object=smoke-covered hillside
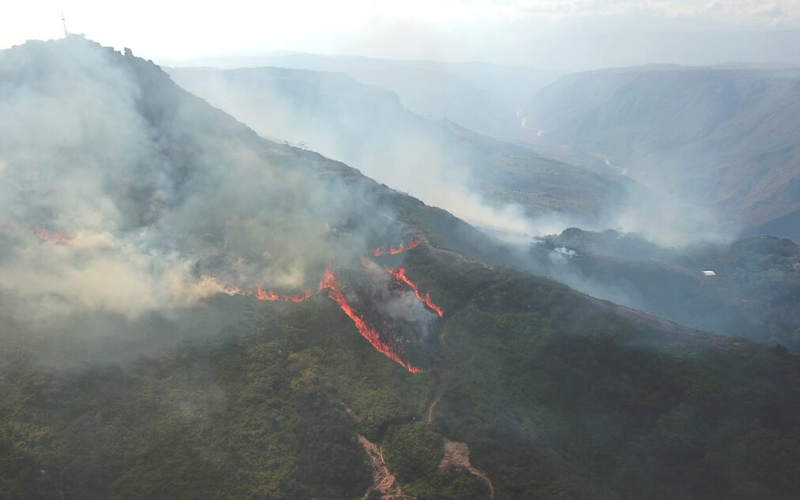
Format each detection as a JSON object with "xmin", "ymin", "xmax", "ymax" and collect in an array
[
  {"xmin": 160, "ymin": 64, "xmax": 800, "ymax": 353},
  {"xmin": 3, "ymin": 37, "xmax": 800, "ymax": 500},
  {"xmin": 164, "ymin": 54, "xmax": 562, "ymax": 140},
  {"xmin": 0, "ymin": 36, "xmax": 448, "ymax": 365},
  {"xmin": 521, "ymin": 65, "xmax": 800, "ymax": 241},
  {"xmin": 167, "ymin": 65, "xmax": 632, "ymax": 235},
  {"xmin": 530, "ymin": 229, "xmax": 800, "ymax": 350}
]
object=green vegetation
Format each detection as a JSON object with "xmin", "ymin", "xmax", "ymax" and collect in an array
[
  {"xmin": 383, "ymin": 424, "xmax": 486, "ymax": 500},
  {"xmin": 690, "ymin": 236, "xmax": 800, "ymax": 348},
  {"xmin": 0, "ymin": 298, "xmax": 433, "ymax": 500},
  {"xmin": 3, "ymin": 247, "xmax": 800, "ymax": 499},
  {"xmin": 547, "ymin": 229, "xmax": 800, "ymax": 351},
  {"xmin": 1, "ymin": 143, "xmax": 797, "ymax": 500},
  {"xmin": 430, "ymin": 267, "xmax": 800, "ymax": 499}
]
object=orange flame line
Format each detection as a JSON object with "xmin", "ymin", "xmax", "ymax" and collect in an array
[
  {"xmin": 35, "ymin": 228, "xmax": 73, "ymax": 245},
  {"xmin": 326, "ymin": 289, "xmax": 422, "ymax": 373},
  {"xmin": 319, "ymin": 267, "xmax": 423, "ymax": 373},
  {"xmin": 212, "ymin": 266, "xmax": 424, "ymax": 373},
  {"xmin": 209, "ymin": 277, "xmax": 312, "ymax": 302},
  {"xmin": 374, "ymin": 237, "xmax": 419, "ymax": 257},
  {"xmin": 318, "ymin": 266, "xmax": 340, "ymax": 292},
  {"xmin": 255, "ymin": 285, "xmax": 312, "ymax": 302},
  {"xmin": 387, "ymin": 267, "xmax": 444, "ymax": 317}
]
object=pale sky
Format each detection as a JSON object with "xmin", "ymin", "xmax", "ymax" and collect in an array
[{"xmin": 2, "ymin": 0, "xmax": 800, "ymax": 63}]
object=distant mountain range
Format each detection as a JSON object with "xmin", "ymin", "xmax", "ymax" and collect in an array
[{"xmin": 522, "ymin": 64, "xmax": 800, "ymax": 241}]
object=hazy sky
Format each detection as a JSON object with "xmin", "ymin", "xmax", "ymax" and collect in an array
[{"xmin": 2, "ymin": 1, "xmax": 800, "ymax": 63}]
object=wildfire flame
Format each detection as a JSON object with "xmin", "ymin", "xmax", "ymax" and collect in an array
[
  {"xmin": 207, "ymin": 277, "xmax": 312, "ymax": 302},
  {"xmin": 386, "ymin": 267, "xmax": 444, "ymax": 317},
  {"xmin": 318, "ymin": 267, "xmax": 423, "ymax": 373},
  {"xmin": 0, "ymin": 220, "xmax": 75, "ymax": 245},
  {"xmin": 374, "ymin": 237, "xmax": 419, "ymax": 257},
  {"xmin": 207, "ymin": 267, "xmax": 423, "ymax": 372},
  {"xmin": 216, "ymin": 279, "xmax": 249, "ymax": 296},
  {"xmin": 255, "ymin": 285, "xmax": 312, "ymax": 303},
  {"xmin": 317, "ymin": 266, "xmax": 340, "ymax": 293},
  {"xmin": 30, "ymin": 221, "xmax": 427, "ymax": 372},
  {"xmin": 35, "ymin": 228, "xmax": 73, "ymax": 245}
]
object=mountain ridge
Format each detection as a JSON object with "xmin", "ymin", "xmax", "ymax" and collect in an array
[{"xmin": 167, "ymin": 64, "xmax": 633, "ymax": 229}]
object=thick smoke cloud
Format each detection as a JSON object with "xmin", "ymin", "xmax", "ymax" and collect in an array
[
  {"xmin": 360, "ymin": 258, "xmax": 436, "ymax": 339},
  {"xmin": 0, "ymin": 38, "xmax": 394, "ymax": 346},
  {"xmin": 167, "ymin": 66, "xmax": 737, "ymax": 250}
]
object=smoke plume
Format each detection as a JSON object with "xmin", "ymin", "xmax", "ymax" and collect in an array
[{"xmin": 0, "ymin": 37, "xmax": 412, "ymax": 360}]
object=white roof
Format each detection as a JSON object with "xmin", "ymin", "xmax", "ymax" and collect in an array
[{"xmin": 702, "ymin": 270, "xmax": 716, "ymax": 276}]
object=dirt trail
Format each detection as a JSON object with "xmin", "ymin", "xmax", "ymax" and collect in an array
[
  {"xmin": 338, "ymin": 246, "xmax": 500, "ymax": 500},
  {"xmin": 424, "ymin": 276, "xmax": 504, "ymax": 426},
  {"xmin": 420, "ymin": 235, "xmax": 494, "ymax": 426},
  {"xmin": 421, "ymin": 277, "xmax": 500, "ymax": 499},
  {"xmin": 334, "ymin": 401, "xmax": 407, "ymax": 500},
  {"xmin": 425, "ymin": 323, "xmax": 451, "ymax": 425},
  {"xmin": 425, "ymin": 380, "xmax": 445, "ymax": 425},
  {"xmin": 358, "ymin": 435, "xmax": 407, "ymax": 500},
  {"xmin": 439, "ymin": 440, "xmax": 495, "ymax": 500}
]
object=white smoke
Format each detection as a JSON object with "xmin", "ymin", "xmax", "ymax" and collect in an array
[{"xmin": 0, "ymin": 38, "xmax": 394, "ymax": 330}]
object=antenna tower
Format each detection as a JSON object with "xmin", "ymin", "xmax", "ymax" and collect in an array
[{"xmin": 61, "ymin": 13, "xmax": 68, "ymax": 37}]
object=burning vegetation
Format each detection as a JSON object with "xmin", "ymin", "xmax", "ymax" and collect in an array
[
  {"xmin": 206, "ymin": 236, "xmax": 442, "ymax": 373},
  {"xmin": 320, "ymin": 267, "xmax": 425, "ymax": 373},
  {"xmin": 374, "ymin": 237, "xmax": 420, "ymax": 257},
  {"xmin": 16, "ymin": 213, "xmax": 439, "ymax": 373},
  {"xmin": 255, "ymin": 286, "xmax": 313, "ymax": 303},
  {"xmin": 35, "ymin": 228, "xmax": 74, "ymax": 245},
  {"xmin": 386, "ymin": 267, "xmax": 444, "ymax": 318}
]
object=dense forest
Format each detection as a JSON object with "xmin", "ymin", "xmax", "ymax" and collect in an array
[
  {"xmin": 4, "ymin": 243, "xmax": 800, "ymax": 499},
  {"xmin": 542, "ymin": 229, "xmax": 800, "ymax": 350}
]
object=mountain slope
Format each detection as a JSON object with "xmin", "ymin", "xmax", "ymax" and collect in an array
[
  {"xmin": 4, "ymin": 244, "xmax": 800, "ymax": 499},
  {"xmin": 535, "ymin": 229, "xmax": 800, "ymax": 350},
  {"xmin": 167, "ymin": 65, "xmax": 631, "ymax": 229},
  {"xmin": 163, "ymin": 54, "xmax": 562, "ymax": 140},
  {"xmin": 521, "ymin": 65, "xmax": 800, "ymax": 240},
  {"xmin": 2, "ymin": 37, "xmax": 800, "ymax": 500}
]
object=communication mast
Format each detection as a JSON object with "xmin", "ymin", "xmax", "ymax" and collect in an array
[{"xmin": 61, "ymin": 13, "xmax": 68, "ymax": 37}]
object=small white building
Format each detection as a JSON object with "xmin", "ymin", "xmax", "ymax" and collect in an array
[{"xmin": 702, "ymin": 270, "xmax": 717, "ymax": 277}]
